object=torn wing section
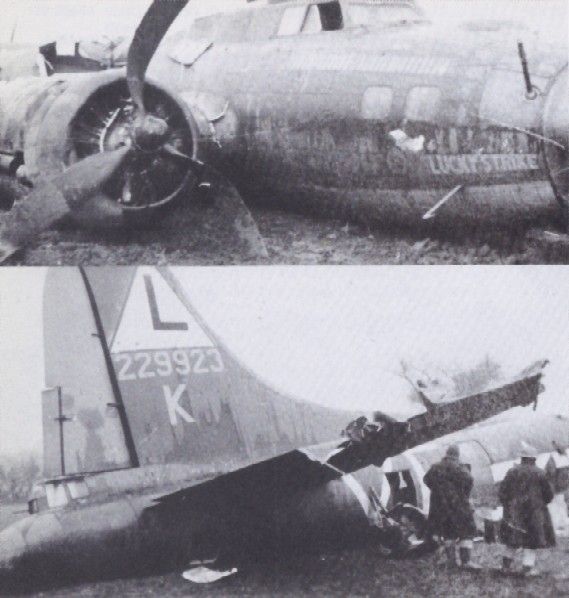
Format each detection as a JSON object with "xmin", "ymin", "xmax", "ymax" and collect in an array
[
  {"xmin": 148, "ymin": 360, "xmax": 547, "ymax": 564},
  {"xmin": 327, "ymin": 360, "xmax": 548, "ymax": 472}
]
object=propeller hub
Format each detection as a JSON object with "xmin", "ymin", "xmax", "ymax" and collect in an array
[{"xmin": 131, "ymin": 114, "xmax": 170, "ymax": 152}]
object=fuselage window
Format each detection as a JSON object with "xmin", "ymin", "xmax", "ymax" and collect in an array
[
  {"xmin": 405, "ymin": 86, "xmax": 441, "ymax": 122},
  {"xmin": 361, "ymin": 86, "xmax": 393, "ymax": 120}
]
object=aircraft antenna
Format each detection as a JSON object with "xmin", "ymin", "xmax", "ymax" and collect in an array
[
  {"xmin": 517, "ymin": 41, "xmax": 539, "ymax": 100},
  {"xmin": 78, "ymin": 267, "xmax": 140, "ymax": 468}
]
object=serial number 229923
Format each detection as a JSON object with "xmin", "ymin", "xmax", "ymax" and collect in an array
[{"xmin": 114, "ymin": 348, "xmax": 225, "ymax": 381}]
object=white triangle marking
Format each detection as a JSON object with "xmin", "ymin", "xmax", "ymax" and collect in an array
[{"xmin": 111, "ymin": 268, "xmax": 213, "ymax": 353}]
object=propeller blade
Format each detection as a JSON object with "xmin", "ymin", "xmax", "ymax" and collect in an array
[
  {"xmin": 0, "ymin": 182, "xmax": 68, "ymax": 263},
  {"xmin": 200, "ymin": 165, "xmax": 269, "ymax": 260},
  {"xmin": 127, "ymin": 0, "xmax": 188, "ymax": 114},
  {"xmin": 56, "ymin": 146, "xmax": 131, "ymax": 209},
  {"xmin": 0, "ymin": 147, "xmax": 130, "ymax": 263}
]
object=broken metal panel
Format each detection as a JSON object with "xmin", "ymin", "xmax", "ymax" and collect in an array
[
  {"xmin": 406, "ymin": 361, "xmax": 546, "ymax": 447},
  {"xmin": 328, "ymin": 362, "xmax": 547, "ymax": 474}
]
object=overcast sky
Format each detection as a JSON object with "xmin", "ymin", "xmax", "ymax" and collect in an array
[
  {"xmin": 1, "ymin": 266, "xmax": 569, "ymax": 457},
  {"xmin": 1, "ymin": 0, "xmax": 566, "ymax": 45}
]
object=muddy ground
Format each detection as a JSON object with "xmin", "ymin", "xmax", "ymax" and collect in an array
[
  {"xmin": 4, "ymin": 503, "xmax": 569, "ymax": 597},
  {"xmin": 4, "ymin": 539, "xmax": 569, "ymax": 597},
  {"xmin": 6, "ymin": 199, "xmax": 569, "ymax": 266}
]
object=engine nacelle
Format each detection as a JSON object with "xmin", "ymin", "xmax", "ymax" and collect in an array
[{"xmin": 0, "ymin": 70, "xmax": 215, "ymax": 227}]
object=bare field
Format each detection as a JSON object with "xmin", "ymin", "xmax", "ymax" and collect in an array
[
  {"xmin": 10, "ymin": 203, "xmax": 569, "ymax": 266},
  {"xmin": 4, "ymin": 539, "xmax": 569, "ymax": 598}
]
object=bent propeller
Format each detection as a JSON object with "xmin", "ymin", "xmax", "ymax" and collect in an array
[{"xmin": 0, "ymin": 0, "xmax": 268, "ymax": 263}]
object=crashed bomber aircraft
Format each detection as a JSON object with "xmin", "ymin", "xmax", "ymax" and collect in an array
[
  {"xmin": 0, "ymin": 0, "xmax": 568, "ymax": 260},
  {"xmin": 0, "ymin": 265, "xmax": 564, "ymax": 588}
]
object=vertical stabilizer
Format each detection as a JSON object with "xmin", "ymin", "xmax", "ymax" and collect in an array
[{"xmin": 81, "ymin": 266, "xmax": 353, "ymax": 470}]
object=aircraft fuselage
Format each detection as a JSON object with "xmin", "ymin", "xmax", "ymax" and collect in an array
[
  {"xmin": 2, "ymin": 414, "xmax": 569, "ymax": 590},
  {"xmin": 143, "ymin": 15, "xmax": 568, "ymax": 226}
]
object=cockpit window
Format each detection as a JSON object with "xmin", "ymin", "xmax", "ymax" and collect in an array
[
  {"xmin": 67, "ymin": 479, "xmax": 89, "ymax": 500},
  {"xmin": 45, "ymin": 483, "xmax": 69, "ymax": 508},
  {"xmin": 347, "ymin": 3, "xmax": 424, "ymax": 27},
  {"xmin": 278, "ymin": 6, "xmax": 308, "ymax": 36},
  {"xmin": 318, "ymin": 2, "xmax": 344, "ymax": 30},
  {"xmin": 277, "ymin": 2, "xmax": 344, "ymax": 36},
  {"xmin": 303, "ymin": 5, "xmax": 324, "ymax": 34}
]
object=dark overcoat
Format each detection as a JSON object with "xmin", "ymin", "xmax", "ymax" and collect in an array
[
  {"xmin": 499, "ymin": 462, "xmax": 556, "ymax": 549},
  {"xmin": 423, "ymin": 456, "xmax": 477, "ymax": 540}
]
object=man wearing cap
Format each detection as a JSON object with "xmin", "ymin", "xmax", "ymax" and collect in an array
[
  {"xmin": 423, "ymin": 444, "xmax": 479, "ymax": 569},
  {"xmin": 499, "ymin": 443, "xmax": 555, "ymax": 576}
]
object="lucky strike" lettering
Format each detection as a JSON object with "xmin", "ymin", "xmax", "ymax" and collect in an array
[{"xmin": 424, "ymin": 153, "xmax": 539, "ymax": 176}]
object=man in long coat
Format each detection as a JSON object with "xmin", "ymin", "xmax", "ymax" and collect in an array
[
  {"xmin": 499, "ymin": 445, "xmax": 556, "ymax": 576},
  {"xmin": 423, "ymin": 444, "xmax": 479, "ymax": 568}
]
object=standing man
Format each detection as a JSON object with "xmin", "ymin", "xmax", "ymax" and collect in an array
[
  {"xmin": 499, "ymin": 444, "xmax": 556, "ymax": 576},
  {"xmin": 423, "ymin": 444, "xmax": 479, "ymax": 569}
]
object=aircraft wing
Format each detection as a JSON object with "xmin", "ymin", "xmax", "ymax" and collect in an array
[
  {"xmin": 152, "ymin": 444, "xmax": 343, "ymax": 514},
  {"xmin": 150, "ymin": 359, "xmax": 547, "ymax": 522},
  {"xmin": 328, "ymin": 359, "xmax": 547, "ymax": 471}
]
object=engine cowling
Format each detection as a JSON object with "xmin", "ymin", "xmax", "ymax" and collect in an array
[{"xmin": 0, "ymin": 70, "xmax": 213, "ymax": 227}]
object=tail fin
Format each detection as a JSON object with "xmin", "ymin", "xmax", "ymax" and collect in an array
[{"xmin": 43, "ymin": 267, "xmax": 353, "ymax": 476}]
